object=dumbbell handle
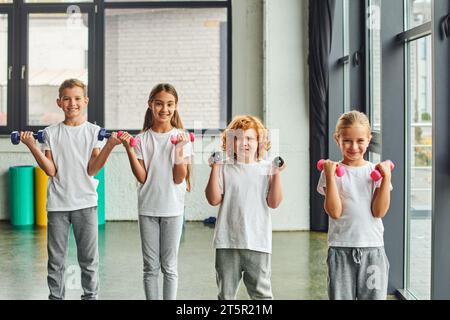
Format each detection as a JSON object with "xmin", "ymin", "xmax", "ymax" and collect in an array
[
  {"xmin": 98, "ymin": 128, "xmax": 138, "ymax": 147},
  {"xmin": 10, "ymin": 131, "xmax": 45, "ymax": 145},
  {"xmin": 117, "ymin": 131, "xmax": 138, "ymax": 148},
  {"xmin": 171, "ymin": 132, "xmax": 195, "ymax": 145},
  {"xmin": 370, "ymin": 160, "xmax": 395, "ymax": 182},
  {"xmin": 211, "ymin": 151, "xmax": 225, "ymax": 163},
  {"xmin": 317, "ymin": 159, "xmax": 345, "ymax": 177},
  {"xmin": 273, "ymin": 156, "xmax": 285, "ymax": 168}
]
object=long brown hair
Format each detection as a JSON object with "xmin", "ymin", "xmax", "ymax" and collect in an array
[{"xmin": 143, "ymin": 83, "xmax": 192, "ymax": 191}]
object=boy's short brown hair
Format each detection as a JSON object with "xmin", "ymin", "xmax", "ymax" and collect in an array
[{"xmin": 58, "ymin": 79, "xmax": 87, "ymax": 98}]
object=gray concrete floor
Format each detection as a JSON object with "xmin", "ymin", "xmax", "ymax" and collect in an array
[{"xmin": 0, "ymin": 221, "xmax": 330, "ymax": 300}]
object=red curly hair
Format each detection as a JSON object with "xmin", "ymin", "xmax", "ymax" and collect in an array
[{"xmin": 221, "ymin": 115, "xmax": 271, "ymax": 161}]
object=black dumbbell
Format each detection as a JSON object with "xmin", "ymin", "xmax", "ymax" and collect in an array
[
  {"xmin": 210, "ymin": 151, "xmax": 227, "ymax": 164},
  {"xmin": 98, "ymin": 128, "xmax": 112, "ymax": 141},
  {"xmin": 273, "ymin": 156, "xmax": 285, "ymax": 168},
  {"xmin": 11, "ymin": 131, "xmax": 45, "ymax": 145}
]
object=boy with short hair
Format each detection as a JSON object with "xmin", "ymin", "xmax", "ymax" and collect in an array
[{"xmin": 21, "ymin": 78, "xmax": 121, "ymax": 300}]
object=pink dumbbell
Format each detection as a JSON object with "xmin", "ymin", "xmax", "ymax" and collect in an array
[
  {"xmin": 317, "ymin": 159, "xmax": 345, "ymax": 177},
  {"xmin": 170, "ymin": 132, "xmax": 195, "ymax": 145},
  {"xmin": 370, "ymin": 160, "xmax": 395, "ymax": 181},
  {"xmin": 117, "ymin": 131, "xmax": 138, "ymax": 148}
]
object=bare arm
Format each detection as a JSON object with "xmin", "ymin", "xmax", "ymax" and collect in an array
[
  {"xmin": 87, "ymin": 133, "xmax": 122, "ymax": 177},
  {"xmin": 323, "ymin": 160, "xmax": 342, "ymax": 219},
  {"xmin": 127, "ymin": 153, "xmax": 147, "ymax": 184},
  {"xmin": 371, "ymin": 162, "xmax": 392, "ymax": 218},
  {"xmin": 21, "ymin": 131, "xmax": 57, "ymax": 177},
  {"xmin": 119, "ymin": 132, "xmax": 147, "ymax": 184},
  {"xmin": 205, "ymin": 164, "xmax": 223, "ymax": 206},
  {"xmin": 172, "ymin": 132, "xmax": 191, "ymax": 185},
  {"xmin": 267, "ymin": 165, "xmax": 285, "ymax": 209},
  {"xmin": 173, "ymin": 149, "xmax": 189, "ymax": 184}
]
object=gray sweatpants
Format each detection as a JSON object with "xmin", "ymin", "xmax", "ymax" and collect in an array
[
  {"xmin": 138, "ymin": 215, "xmax": 183, "ymax": 300},
  {"xmin": 215, "ymin": 249, "xmax": 273, "ymax": 300},
  {"xmin": 327, "ymin": 246, "xmax": 389, "ymax": 300},
  {"xmin": 47, "ymin": 207, "xmax": 99, "ymax": 300}
]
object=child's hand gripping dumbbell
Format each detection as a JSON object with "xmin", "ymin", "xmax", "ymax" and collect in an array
[
  {"xmin": 370, "ymin": 160, "xmax": 395, "ymax": 181},
  {"xmin": 317, "ymin": 159, "xmax": 345, "ymax": 177},
  {"xmin": 208, "ymin": 151, "xmax": 227, "ymax": 167},
  {"xmin": 11, "ymin": 130, "xmax": 45, "ymax": 145},
  {"xmin": 98, "ymin": 128, "xmax": 138, "ymax": 147},
  {"xmin": 170, "ymin": 132, "xmax": 195, "ymax": 146},
  {"xmin": 273, "ymin": 156, "xmax": 285, "ymax": 168},
  {"xmin": 270, "ymin": 156, "xmax": 286, "ymax": 175}
]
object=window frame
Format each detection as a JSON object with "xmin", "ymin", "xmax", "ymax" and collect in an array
[
  {"xmin": 0, "ymin": 0, "xmax": 232, "ymax": 135},
  {"xmin": 0, "ymin": 5, "xmax": 13, "ymax": 132}
]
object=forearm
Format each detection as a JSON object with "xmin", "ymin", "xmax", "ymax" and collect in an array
[
  {"xmin": 372, "ymin": 179, "xmax": 391, "ymax": 218},
  {"xmin": 324, "ymin": 177, "xmax": 342, "ymax": 219},
  {"xmin": 205, "ymin": 166, "xmax": 222, "ymax": 206},
  {"xmin": 28, "ymin": 144, "xmax": 56, "ymax": 177},
  {"xmin": 126, "ymin": 148, "xmax": 147, "ymax": 184},
  {"xmin": 267, "ymin": 173, "xmax": 283, "ymax": 209},
  {"xmin": 173, "ymin": 163, "xmax": 187, "ymax": 184},
  {"xmin": 87, "ymin": 144, "xmax": 115, "ymax": 176},
  {"xmin": 173, "ymin": 148, "xmax": 188, "ymax": 184}
]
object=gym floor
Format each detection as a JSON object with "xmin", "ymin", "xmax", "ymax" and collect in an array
[{"xmin": 0, "ymin": 221, "xmax": 330, "ymax": 300}]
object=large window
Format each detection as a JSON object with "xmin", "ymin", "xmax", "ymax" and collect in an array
[
  {"xmin": 367, "ymin": 0, "xmax": 381, "ymax": 163},
  {"xmin": 0, "ymin": 0, "xmax": 230, "ymax": 134},
  {"xmin": 28, "ymin": 13, "xmax": 89, "ymax": 126},
  {"xmin": 405, "ymin": 34, "xmax": 432, "ymax": 300},
  {"xmin": 403, "ymin": 0, "xmax": 433, "ymax": 300},
  {"xmin": 0, "ymin": 14, "xmax": 7, "ymax": 126},
  {"xmin": 104, "ymin": 7, "xmax": 228, "ymax": 130},
  {"xmin": 342, "ymin": 0, "xmax": 350, "ymax": 112}
]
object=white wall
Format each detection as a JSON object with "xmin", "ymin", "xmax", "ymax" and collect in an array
[
  {"xmin": 0, "ymin": 0, "xmax": 310, "ymax": 230},
  {"xmin": 263, "ymin": 0, "xmax": 310, "ymax": 230}
]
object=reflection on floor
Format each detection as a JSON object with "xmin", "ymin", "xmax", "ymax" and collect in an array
[{"xmin": 2, "ymin": 220, "xmax": 393, "ymax": 300}]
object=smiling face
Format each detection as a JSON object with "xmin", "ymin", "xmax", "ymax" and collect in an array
[
  {"xmin": 148, "ymin": 91, "xmax": 177, "ymax": 126},
  {"xmin": 57, "ymin": 86, "xmax": 88, "ymax": 121},
  {"xmin": 234, "ymin": 128, "xmax": 259, "ymax": 163},
  {"xmin": 335, "ymin": 125, "xmax": 372, "ymax": 165}
]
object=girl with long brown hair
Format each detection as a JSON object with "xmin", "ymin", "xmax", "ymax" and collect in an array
[{"xmin": 119, "ymin": 83, "xmax": 193, "ymax": 300}]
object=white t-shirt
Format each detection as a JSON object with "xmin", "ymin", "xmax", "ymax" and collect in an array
[
  {"xmin": 317, "ymin": 161, "xmax": 393, "ymax": 248},
  {"xmin": 134, "ymin": 128, "xmax": 193, "ymax": 217},
  {"xmin": 213, "ymin": 161, "xmax": 273, "ymax": 254},
  {"xmin": 42, "ymin": 121, "xmax": 104, "ymax": 212}
]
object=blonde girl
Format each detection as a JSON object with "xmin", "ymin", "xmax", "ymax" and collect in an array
[{"xmin": 317, "ymin": 110, "xmax": 392, "ymax": 300}]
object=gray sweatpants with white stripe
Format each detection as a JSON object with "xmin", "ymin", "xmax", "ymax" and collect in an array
[
  {"xmin": 47, "ymin": 207, "xmax": 99, "ymax": 300},
  {"xmin": 327, "ymin": 246, "xmax": 389, "ymax": 300}
]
